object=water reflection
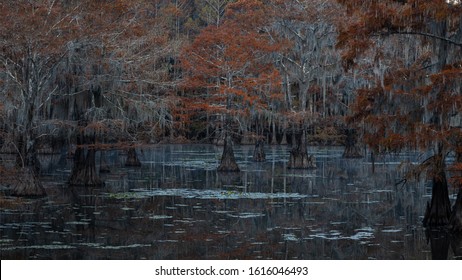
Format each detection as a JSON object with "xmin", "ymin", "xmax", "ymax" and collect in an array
[
  {"xmin": 1, "ymin": 145, "xmax": 461, "ymax": 259},
  {"xmin": 425, "ymin": 229, "xmax": 462, "ymax": 260}
]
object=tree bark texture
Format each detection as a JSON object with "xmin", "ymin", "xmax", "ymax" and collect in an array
[
  {"xmin": 125, "ymin": 148, "xmax": 141, "ymax": 167},
  {"xmin": 217, "ymin": 136, "xmax": 240, "ymax": 172}
]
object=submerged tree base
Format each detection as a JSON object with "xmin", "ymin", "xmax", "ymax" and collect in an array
[
  {"xmin": 217, "ymin": 136, "xmax": 240, "ymax": 172},
  {"xmin": 342, "ymin": 128, "xmax": 362, "ymax": 158},
  {"xmin": 253, "ymin": 140, "xmax": 266, "ymax": 162},
  {"xmin": 423, "ymin": 171, "xmax": 452, "ymax": 228},
  {"xmin": 288, "ymin": 151, "xmax": 316, "ymax": 169},
  {"xmin": 69, "ymin": 148, "xmax": 103, "ymax": 187},
  {"xmin": 342, "ymin": 128, "xmax": 363, "ymax": 158},
  {"xmin": 342, "ymin": 146, "xmax": 363, "ymax": 158},
  {"xmin": 11, "ymin": 167, "xmax": 46, "ymax": 197},
  {"xmin": 287, "ymin": 130, "xmax": 315, "ymax": 169},
  {"xmin": 287, "ymin": 145, "xmax": 316, "ymax": 169},
  {"xmin": 125, "ymin": 148, "xmax": 141, "ymax": 167}
]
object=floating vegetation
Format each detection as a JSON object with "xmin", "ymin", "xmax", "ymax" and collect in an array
[
  {"xmin": 163, "ymin": 160, "xmax": 217, "ymax": 170},
  {"xmin": 308, "ymin": 228, "xmax": 375, "ymax": 241},
  {"xmin": 0, "ymin": 244, "xmax": 76, "ymax": 251},
  {"xmin": 149, "ymin": 215, "xmax": 173, "ymax": 220},
  {"xmin": 282, "ymin": 233, "xmax": 299, "ymax": 242},
  {"xmin": 106, "ymin": 192, "xmax": 143, "ymax": 199},
  {"xmin": 66, "ymin": 221, "xmax": 90, "ymax": 225},
  {"xmin": 227, "ymin": 212, "xmax": 265, "ymax": 219},
  {"xmin": 308, "ymin": 233, "xmax": 342, "ymax": 240},
  {"xmin": 381, "ymin": 228, "xmax": 403, "ymax": 233},
  {"xmin": 118, "ymin": 188, "xmax": 311, "ymax": 200},
  {"xmin": 349, "ymin": 231, "xmax": 374, "ymax": 240},
  {"xmin": 360, "ymin": 200, "xmax": 380, "ymax": 204},
  {"xmin": 98, "ymin": 244, "xmax": 152, "ymax": 250},
  {"xmin": 213, "ymin": 210, "xmax": 233, "ymax": 214}
]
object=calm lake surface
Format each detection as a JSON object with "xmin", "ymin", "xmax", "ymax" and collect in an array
[{"xmin": 1, "ymin": 145, "xmax": 461, "ymax": 259}]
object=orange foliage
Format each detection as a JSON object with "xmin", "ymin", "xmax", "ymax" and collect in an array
[
  {"xmin": 180, "ymin": 0, "xmax": 283, "ymax": 128},
  {"xmin": 337, "ymin": 0, "xmax": 462, "ymax": 186}
]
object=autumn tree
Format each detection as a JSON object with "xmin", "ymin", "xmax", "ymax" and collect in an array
[
  {"xmin": 181, "ymin": 0, "xmax": 282, "ymax": 171},
  {"xmin": 0, "ymin": 0, "xmax": 182, "ymax": 190},
  {"xmin": 269, "ymin": 0, "xmax": 345, "ymax": 166},
  {"xmin": 0, "ymin": 0, "xmax": 85, "ymax": 195},
  {"xmin": 196, "ymin": 0, "xmax": 233, "ymax": 27},
  {"xmin": 337, "ymin": 0, "xmax": 462, "ymax": 229},
  {"xmin": 63, "ymin": 1, "xmax": 183, "ymax": 178}
]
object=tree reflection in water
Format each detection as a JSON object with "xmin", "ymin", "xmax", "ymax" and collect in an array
[{"xmin": 1, "ymin": 145, "xmax": 461, "ymax": 259}]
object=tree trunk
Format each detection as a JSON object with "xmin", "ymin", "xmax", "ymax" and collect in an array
[
  {"xmin": 291, "ymin": 124, "xmax": 296, "ymax": 147},
  {"xmin": 423, "ymin": 169, "xmax": 452, "ymax": 227},
  {"xmin": 280, "ymin": 121, "xmax": 288, "ymax": 145},
  {"xmin": 217, "ymin": 135, "xmax": 240, "ymax": 172},
  {"xmin": 69, "ymin": 147, "xmax": 103, "ymax": 186},
  {"xmin": 287, "ymin": 130, "xmax": 316, "ymax": 169},
  {"xmin": 271, "ymin": 120, "xmax": 278, "ymax": 145},
  {"xmin": 213, "ymin": 115, "xmax": 225, "ymax": 146},
  {"xmin": 125, "ymin": 148, "xmax": 141, "ymax": 167},
  {"xmin": 280, "ymin": 130, "xmax": 288, "ymax": 145},
  {"xmin": 253, "ymin": 140, "xmax": 266, "ymax": 162},
  {"xmin": 450, "ymin": 188, "xmax": 462, "ymax": 232},
  {"xmin": 342, "ymin": 128, "xmax": 363, "ymax": 158},
  {"xmin": 11, "ymin": 166, "xmax": 46, "ymax": 196},
  {"xmin": 11, "ymin": 135, "xmax": 45, "ymax": 196}
]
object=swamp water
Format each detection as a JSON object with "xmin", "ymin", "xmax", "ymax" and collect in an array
[{"xmin": 1, "ymin": 145, "xmax": 461, "ymax": 259}]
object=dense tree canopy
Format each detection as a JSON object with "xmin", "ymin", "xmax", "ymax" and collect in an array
[{"xmin": 336, "ymin": 0, "xmax": 462, "ymax": 228}]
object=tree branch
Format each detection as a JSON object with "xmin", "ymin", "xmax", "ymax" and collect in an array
[{"xmin": 381, "ymin": 30, "xmax": 462, "ymax": 48}]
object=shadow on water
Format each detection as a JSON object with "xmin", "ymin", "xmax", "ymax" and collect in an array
[{"xmin": 1, "ymin": 145, "xmax": 460, "ymax": 259}]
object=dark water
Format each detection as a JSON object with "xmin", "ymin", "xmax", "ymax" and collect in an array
[{"xmin": 1, "ymin": 145, "xmax": 461, "ymax": 259}]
